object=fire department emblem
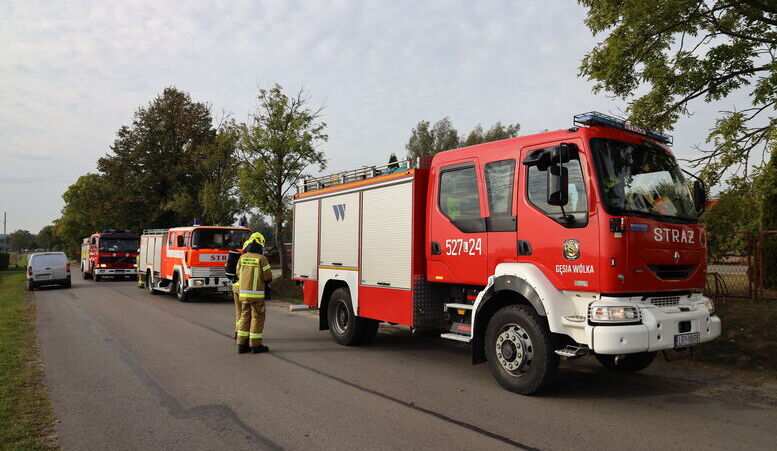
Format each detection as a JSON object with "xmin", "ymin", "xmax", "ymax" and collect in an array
[{"xmin": 562, "ymin": 239, "xmax": 580, "ymax": 261}]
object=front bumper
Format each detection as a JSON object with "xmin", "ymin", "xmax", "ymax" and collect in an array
[
  {"xmin": 588, "ymin": 296, "xmax": 721, "ymax": 355},
  {"xmin": 186, "ymin": 277, "xmax": 233, "ymax": 293},
  {"xmin": 94, "ymin": 268, "xmax": 137, "ymax": 276}
]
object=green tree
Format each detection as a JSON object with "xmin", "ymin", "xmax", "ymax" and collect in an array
[
  {"xmin": 36, "ymin": 225, "xmax": 61, "ymax": 251},
  {"xmin": 8, "ymin": 229, "xmax": 34, "ymax": 251},
  {"xmin": 461, "ymin": 121, "xmax": 521, "ymax": 147},
  {"xmin": 388, "ymin": 152, "xmax": 399, "ymax": 169},
  {"xmin": 406, "ymin": 118, "xmax": 521, "ymax": 159},
  {"xmin": 237, "ymin": 84, "xmax": 328, "ymax": 279},
  {"xmin": 578, "ymin": 0, "xmax": 775, "ymax": 185},
  {"xmin": 57, "ymin": 173, "xmax": 114, "ymax": 257},
  {"xmin": 578, "ymin": 0, "xmax": 777, "ymax": 289},
  {"xmin": 406, "ymin": 117, "xmax": 460, "ymax": 159},
  {"xmin": 96, "ymin": 87, "xmax": 241, "ymax": 230}
]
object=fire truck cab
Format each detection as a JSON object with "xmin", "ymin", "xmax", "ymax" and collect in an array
[
  {"xmin": 138, "ymin": 224, "xmax": 251, "ymax": 302},
  {"xmin": 292, "ymin": 112, "xmax": 721, "ymax": 394},
  {"xmin": 80, "ymin": 230, "xmax": 140, "ymax": 281}
]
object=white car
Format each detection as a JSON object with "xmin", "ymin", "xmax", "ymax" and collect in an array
[{"xmin": 27, "ymin": 252, "xmax": 71, "ymax": 290}]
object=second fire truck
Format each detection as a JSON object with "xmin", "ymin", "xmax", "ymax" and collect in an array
[
  {"xmin": 138, "ymin": 223, "xmax": 251, "ymax": 301},
  {"xmin": 292, "ymin": 112, "xmax": 721, "ymax": 394}
]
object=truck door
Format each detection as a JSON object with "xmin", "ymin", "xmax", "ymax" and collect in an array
[
  {"xmin": 517, "ymin": 140, "xmax": 600, "ymax": 292},
  {"xmin": 428, "ymin": 159, "xmax": 489, "ymax": 285}
]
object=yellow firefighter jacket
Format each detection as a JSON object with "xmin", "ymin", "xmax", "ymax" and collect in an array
[{"xmin": 236, "ymin": 252, "xmax": 273, "ymax": 301}]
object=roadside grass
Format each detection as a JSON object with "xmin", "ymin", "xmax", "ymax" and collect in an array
[
  {"xmin": 695, "ymin": 298, "xmax": 777, "ymax": 378},
  {"xmin": 271, "ymin": 277, "xmax": 303, "ymax": 304},
  {"xmin": 0, "ymin": 271, "xmax": 57, "ymax": 450}
]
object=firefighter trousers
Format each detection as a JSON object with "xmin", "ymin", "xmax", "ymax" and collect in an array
[
  {"xmin": 232, "ymin": 285, "xmax": 241, "ymax": 333},
  {"xmin": 236, "ymin": 300, "xmax": 265, "ymax": 347}
]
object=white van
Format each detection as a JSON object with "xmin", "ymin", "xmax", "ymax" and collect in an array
[{"xmin": 27, "ymin": 252, "xmax": 71, "ymax": 290}]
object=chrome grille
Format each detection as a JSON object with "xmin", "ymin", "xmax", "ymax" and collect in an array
[
  {"xmin": 191, "ymin": 267, "xmax": 226, "ymax": 278},
  {"xmin": 649, "ymin": 296, "xmax": 680, "ymax": 307}
]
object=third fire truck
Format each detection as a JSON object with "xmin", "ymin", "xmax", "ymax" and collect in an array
[
  {"xmin": 292, "ymin": 112, "xmax": 721, "ymax": 394},
  {"xmin": 81, "ymin": 230, "xmax": 140, "ymax": 281},
  {"xmin": 138, "ymin": 224, "xmax": 251, "ymax": 302}
]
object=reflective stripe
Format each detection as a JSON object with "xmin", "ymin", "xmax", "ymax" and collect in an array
[
  {"xmin": 249, "ymin": 333, "xmax": 263, "ymax": 338},
  {"xmin": 240, "ymin": 293, "xmax": 265, "ymax": 299},
  {"xmin": 241, "ymin": 290, "xmax": 265, "ymax": 295},
  {"xmin": 242, "ymin": 257, "xmax": 259, "ymax": 266},
  {"xmin": 262, "ymin": 264, "xmax": 271, "ymax": 271},
  {"xmin": 237, "ymin": 331, "xmax": 249, "ymax": 337},
  {"xmin": 253, "ymin": 263, "xmax": 259, "ymax": 291}
]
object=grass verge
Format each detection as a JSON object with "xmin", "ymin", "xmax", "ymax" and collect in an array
[
  {"xmin": 271, "ymin": 277, "xmax": 303, "ymax": 304},
  {"xmin": 0, "ymin": 271, "xmax": 57, "ymax": 450},
  {"xmin": 694, "ymin": 298, "xmax": 777, "ymax": 378}
]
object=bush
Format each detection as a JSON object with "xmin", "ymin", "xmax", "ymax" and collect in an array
[{"xmin": 0, "ymin": 253, "xmax": 9, "ymax": 271}]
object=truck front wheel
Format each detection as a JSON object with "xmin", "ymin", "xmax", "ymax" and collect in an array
[
  {"xmin": 595, "ymin": 352, "xmax": 656, "ymax": 372},
  {"xmin": 327, "ymin": 288, "xmax": 367, "ymax": 346},
  {"xmin": 485, "ymin": 305, "xmax": 559, "ymax": 395},
  {"xmin": 174, "ymin": 275, "xmax": 189, "ymax": 302}
]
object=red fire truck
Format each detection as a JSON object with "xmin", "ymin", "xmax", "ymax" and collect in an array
[
  {"xmin": 138, "ymin": 224, "xmax": 251, "ymax": 302},
  {"xmin": 80, "ymin": 230, "xmax": 140, "ymax": 281},
  {"xmin": 292, "ymin": 112, "xmax": 721, "ymax": 394}
]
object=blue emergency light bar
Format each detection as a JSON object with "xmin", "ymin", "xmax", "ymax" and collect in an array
[{"xmin": 573, "ymin": 111, "xmax": 673, "ymax": 146}]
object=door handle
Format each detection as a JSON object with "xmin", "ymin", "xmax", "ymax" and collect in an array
[
  {"xmin": 517, "ymin": 240, "xmax": 532, "ymax": 256},
  {"xmin": 431, "ymin": 241, "xmax": 442, "ymax": 255}
]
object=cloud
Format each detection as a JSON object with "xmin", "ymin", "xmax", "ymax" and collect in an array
[{"xmin": 0, "ymin": 176, "xmax": 46, "ymax": 184}]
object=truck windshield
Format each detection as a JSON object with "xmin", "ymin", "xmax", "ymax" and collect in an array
[
  {"xmin": 99, "ymin": 237, "xmax": 139, "ymax": 252},
  {"xmin": 591, "ymin": 138, "xmax": 697, "ymax": 222},
  {"xmin": 191, "ymin": 229, "xmax": 250, "ymax": 249}
]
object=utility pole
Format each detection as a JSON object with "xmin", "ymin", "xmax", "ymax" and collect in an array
[{"xmin": 2, "ymin": 212, "xmax": 6, "ymax": 251}]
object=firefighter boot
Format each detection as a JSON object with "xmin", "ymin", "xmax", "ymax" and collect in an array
[
  {"xmin": 238, "ymin": 344, "xmax": 251, "ymax": 354},
  {"xmin": 252, "ymin": 345, "xmax": 269, "ymax": 354}
]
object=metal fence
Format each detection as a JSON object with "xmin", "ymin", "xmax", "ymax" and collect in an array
[{"xmin": 705, "ymin": 230, "xmax": 777, "ymax": 301}]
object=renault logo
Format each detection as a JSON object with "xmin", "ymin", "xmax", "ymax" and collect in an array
[{"xmin": 673, "ymin": 251, "xmax": 680, "ymax": 264}]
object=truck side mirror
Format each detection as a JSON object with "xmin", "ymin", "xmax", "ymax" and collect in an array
[
  {"xmin": 547, "ymin": 165, "xmax": 568, "ymax": 206},
  {"xmin": 547, "ymin": 144, "xmax": 571, "ymax": 206},
  {"xmin": 693, "ymin": 180, "xmax": 706, "ymax": 214}
]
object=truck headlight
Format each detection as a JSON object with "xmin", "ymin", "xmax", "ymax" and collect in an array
[
  {"xmin": 193, "ymin": 279, "xmax": 204, "ymax": 286},
  {"xmin": 590, "ymin": 306, "xmax": 641, "ymax": 323},
  {"xmin": 704, "ymin": 298, "xmax": 715, "ymax": 313},
  {"xmin": 99, "ymin": 264, "xmax": 107, "ymax": 268}
]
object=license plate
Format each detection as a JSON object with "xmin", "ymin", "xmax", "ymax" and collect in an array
[
  {"xmin": 217, "ymin": 285, "xmax": 231, "ymax": 292},
  {"xmin": 37, "ymin": 274, "xmax": 51, "ymax": 279},
  {"xmin": 674, "ymin": 332, "xmax": 700, "ymax": 348}
]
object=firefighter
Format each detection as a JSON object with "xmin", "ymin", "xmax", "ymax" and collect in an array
[{"xmin": 236, "ymin": 232, "xmax": 274, "ymax": 354}]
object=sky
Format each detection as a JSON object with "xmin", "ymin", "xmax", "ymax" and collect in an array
[{"xmin": 0, "ymin": 0, "xmax": 751, "ymax": 233}]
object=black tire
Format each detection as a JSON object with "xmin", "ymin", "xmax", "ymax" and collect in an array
[
  {"xmin": 174, "ymin": 274, "xmax": 189, "ymax": 302},
  {"xmin": 26, "ymin": 279, "xmax": 35, "ymax": 291},
  {"xmin": 327, "ymin": 288, "xmax": 366, "ymax": 345},
  {"xmin": 147, "ymin": 271, "xmax": 158, "ymax": 295},
  {"xmin": 595, "ymin": 352, "xmax": 656, "ymax": 372},
  {"xmin": 484, "ymin": 305, "xmax": 559, "ymax": 395},
  {"xmin": 64, "ymin": 279, "xmax": 72, "ymax": 288},
  {"xmin": 360, "ymin": 319, "xmax": 380, "ymax": 345}
]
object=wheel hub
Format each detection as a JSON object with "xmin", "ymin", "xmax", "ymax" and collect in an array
[{"xmin": 495, "ymin": 324, "xmax": 534, "ymax": 376}]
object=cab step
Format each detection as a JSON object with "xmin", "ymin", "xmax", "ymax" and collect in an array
[
  {"xmin": 555, "ymin": 345, "xmax": 589, "ymax": 359},
  {"xmin": 441, "ymin": 333, "xmax": 471, "ymax": 343},
  {"xmin": 444, "ymin": 303, "xmax": 474, "ymax": 310}
]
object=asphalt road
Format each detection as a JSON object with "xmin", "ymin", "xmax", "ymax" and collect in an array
[{"xmin": 35, "ymin": 277, "xmax": 777, "ymax": 450}]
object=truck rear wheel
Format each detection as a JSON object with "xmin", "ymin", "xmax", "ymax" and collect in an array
[
  {"xmin": 327, "ymin": 288, "xmax": 367, "ymax": 346},
  {"xmin": 147, "ymin": 271, "xmax": 158, "ymax": 295},
  {"xmin": 94, "ymin": 274, "xmax": 102, "ymax": 282},
  {"xmin": 485, "ymin": 305, "xmax": 558, "ymax": 395},
  {"xmin": 595, "ymin": 352, "xmax": 656, "ymax": 372}
]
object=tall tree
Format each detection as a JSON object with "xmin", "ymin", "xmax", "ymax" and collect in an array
[
  {"xmin": 57, "ymin": 173, "xmax": 114, "ymax": 257},
  {"xmin": 461, "ymin": 121, "xmax": 521, "ymax": 147},
  {"xmin": 578, "ymin": 0, "xmax": 776, "ymax": 186},
  {"xmin": 579, "ymin": 0, "xmax": 777, "ymax": 290},
  {"xmin": 237, "ymin": 84, "xmax": 327, "ymax": 279},
  {"xmin": 36, "ymin": 225, "xmax": 61, "ymax": 251},
  {"xmin": 406, "ymin": 117, "xmax": 460, "ymax": 159},
  {"xmin": 8, "ymin": 229, "xmax": 34, "ymax": 251}
]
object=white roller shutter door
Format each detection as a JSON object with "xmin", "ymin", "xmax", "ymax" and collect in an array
[
  {"xmin": 361, "ymin": 181, "xmax": 412, "ymax": 289},
  {"xmin": 319, "ymin": 192, "xmax": 360, "ymax": 268},
  {"xmin": 292, "ymin": 200, "xmax": 320, "ymax": 280}
]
